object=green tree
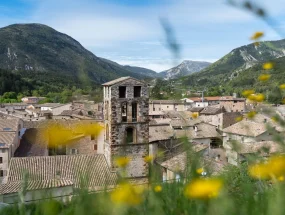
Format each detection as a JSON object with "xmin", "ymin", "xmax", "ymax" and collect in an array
[{"xmin": 268, "ymin": 87, "xmax": 283, "ymax": 105}]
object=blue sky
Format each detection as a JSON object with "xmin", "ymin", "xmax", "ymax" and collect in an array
[{"xmin": 1, "ymin": 0, "xmax": 285, "ymax": 71}]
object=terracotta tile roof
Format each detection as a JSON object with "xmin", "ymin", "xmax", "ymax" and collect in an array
[
  {"xmin": 188, "ymin": 96, "xmax": 233, "ymax": 102},
  {"xmin": 0, "ymin": 133, "xmax": 16, "ymax": 148},
  {"xmin": 159, "ymin": 144, "xmax": 209, "ymax": 172},
  {"xmin": 189, "ymin": 107, "xmax": 204, "ymax": 112},
  {"xmin": 0, "ymin": 119, "xmax": 20, "ymax": 132},
  {"xmin": 222, "ymin": 120, "xmax": 267, "ymax": 137},
  {"xmin": 175, "ymin": 123, "xmax": 220, "ymax": 139},
  {"xmin": 0, "ymin": 179, "xmax": 73, "ymax": 195},
  {"xmin": 200, "ymin": 107, "xmax": 224, "ymax": 115},
  {"xmin": 149, "ymin": 125, "xmax": 173, "ymax": 142},
  {"xmin": 238, "ymin": 141, "xmax": 282, "ymax": 155},
  {"xmin": 150, "ymin": 100, "xmax": 185, "ymax": 104},
  {"xmin": 102, "ymin": 77, "xmax": 147, "ymax": 86},
  {"xmin": 7, "ymin": 154, "xmax": 117, "ymax": 192}
]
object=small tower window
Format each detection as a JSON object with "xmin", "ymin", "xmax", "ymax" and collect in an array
[
  {"xmin": 106, "ymin": 124, "xmax": 109, "ymax": 142},
  {"xmin": 119, "ymin": 86, "xmax": 126, "ymax": 98},
  {"xmin": 132, "ymin": 103, "xmax": 137, "ymax": 122},
  {"xmin": 134, "ymin": 86, "xmax": 141, "ymax": 98},
  {"xmin": 126, "ymin": 127, "xmax": 134, "ymax": 143},
  {"xmin": 121, "ymin": 102, "xmax": 127, "ymax": 122}
]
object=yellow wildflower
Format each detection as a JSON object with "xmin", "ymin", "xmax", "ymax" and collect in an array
[
  {"xmin": 242, "ymin": 90, "xmax": 255, "ymax": 97},
  {"xmin": 184, "ymin": 178, "xmax": 223, "ymax": 199},
  {"xmin": 248, "ymin": 155, "xmax": 285, "ymax": 180},
  {"xmin": 247, "ymin": 111, "xmax": 257, "ymax": 119},
  {"xmin": 154, "ymin": 185, "xmax": 162, "ymax": 193},
  {"xmin": 250, "ymin": 31, "xmax": 264, "ymax": 40},
  {"xmin": 248, "ymin": 94, "xmax": 265, "ymax": 102},
  {"xmin": 258, "ymin": 74, "xmax": 271, "ymax": 82},
  {"xmin": 111, "ymin": 183, "xmax": 143, "ymax": 205},
  {"xmin": 196, "ymin": 168, "xmax": 204, "ymax": 175},
  {"xmin": 279, "ymin": 84, "xmax": 285, "ymax": 90},
  {"xmin": 271, "ymin": 117, "xmax": 277, "ymax": 122},
  {"xmin": 192, "ymin": 112, "xmax": 199, "ymax": 119},
  {"xmin": 263, "ymin": 62, "xmax": 273, "ymax": 70},
  {"xmin": 144, "ymin": 155, "xmax": 153, "ymax": 163},
  {"xmin": 115, "ymin": 157, "xmax": 130, "ymax": 168},
  {"xmin": 278, "ymin": 176, "xmax": 284, "ymax": 181},
  {"xmin": 235, "ymin": 116, "xmax": 243, "ymax": 122}
]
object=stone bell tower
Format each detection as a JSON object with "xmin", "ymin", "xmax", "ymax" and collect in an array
[{"xmin": 102, "ymin": 77, "xmax": 149, "ymax": 183}]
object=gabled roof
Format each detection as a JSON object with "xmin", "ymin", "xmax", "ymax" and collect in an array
[
  {"xmin": 102, "ymin": 76, "xmax": 146, "ymax": 86},
  {"xmin": 238, "ymin": 141, "xmax": 282, "ymax": 155},
  {"xmin": 7, "ymin": 154, "xmax": 117, "ymax": 192},
  {"xmin": 149, "ymin": 125, "xmax": 173, "ymax": 142},
  {"xmin": 0, "ymin": 179, "xmax": 73, "ymax": 195},
  {"xmin": 0, "ymin": 132, "xmax": 16, "ymax": 148},
  {"xmin": 0, "ymin": 119, "xmax": 20, "ymax": 132},
  {"xmin": 222, "ymin": 120, "xmax": 267, "ymax": 137},
  {"xmin": 200, "ymin": 107, "xmax": 224, "ymax": 115},
  {"xmin": 159, "ymin": 144, "xmax": 209, "ymax": 172}
]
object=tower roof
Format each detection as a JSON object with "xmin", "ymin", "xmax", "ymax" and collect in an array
[{"xmin": 102, "ymin": 76, "xmax": 147, "ymax": 86}]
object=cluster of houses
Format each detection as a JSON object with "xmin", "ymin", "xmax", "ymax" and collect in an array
[
  {"xmin": 0, "ymin": 76, "xmax": 284, "ymax": 204},
  {"xmin": 0, "ymin": 100, "xmax": 103, "ymax": 121}
]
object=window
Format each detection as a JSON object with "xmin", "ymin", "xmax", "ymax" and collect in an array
[
  {"xmin": 91, "ymin": 134, "xmax": 95, "ymax": 140},
  {"xmin": 153, "ymin": 107, "xmax": 155, "ymax": 111},
  {"xmin": 0, "ymin": 170, "xmax": 3, "ymax": 177},
  {"xmin": 132, "ymin": 103, "xmax": 137, "ymax": 122},
  {"xmin": 71, "ymin": 149, "xmax": 77, "ymax": 154},
  {"xmin": 119, "ymin": 86, "xmax": 126, "ymax": 98},
  {"xmin": 106, "ymin": 124, "xmax": 109, "ymax": 142},
  {"xmin": 0, "ymin": 157, "xmax": 2, "ymax": 164},
  {"xmin": 134, "ymin": 86, "xmax": 141, "ymax": 97},
  {"xmin": 121, "ymin": 102, "xmax": 127, "ymax": 122},
  {"xmin": 126, "ymin": 127, "xmax": 134, "ymax": 143},
  {"xmin": 94, "ymin": 144, "xmax": 97, "ymax": 150}
]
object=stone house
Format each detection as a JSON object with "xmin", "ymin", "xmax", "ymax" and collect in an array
[
  {"xmin": 225, "ymin": 140, "xmax": 282, "ymax": 166},
  {"xmin": 222, "ymin": 120, "xmax": 276, "ymax": 165},
  {"xmin": 0, "ymin": 119, "xmax": 24, "ymax": 183},
  {"xmin": 149, "ymin": 100, "xmax": 188, "ymax": 113},
  {"xmin": 219, "ymin": 98, "xmax": 246, "ymax": 112}
]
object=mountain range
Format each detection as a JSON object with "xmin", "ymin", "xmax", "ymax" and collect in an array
[
  {"xmin": 181, "ymin": 39, "xmax": 285, "ymax": 90},
  {"xmin": 160, "ymin": 60, "xmax": 211, "ymax": 79},
  {"xmin": 0, "ymin": 23, "xmax": 153, "ymax": 85}
]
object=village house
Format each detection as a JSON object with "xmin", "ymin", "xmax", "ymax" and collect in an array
[
  {"xmin": 219, "ymin": 97, "xmax": 246, "ymax": 112},
  {"xmin": 21, "ymin": 97, "xmax": 45, "ymax": 104},
  {"xmin": 149, "ymin": 100, "xmax": 189, "ymax": 113},
  {"xmin": 0, "ymin": 119, "xmax": 24, "ymax": 183},
  {"xmin": 222, "ymin": 120, "xmax": 277, "ymax": 165}
]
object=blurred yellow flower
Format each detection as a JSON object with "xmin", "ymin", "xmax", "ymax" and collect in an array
[
  {"xmin": 263, "ymin": 62, "xmax": 273, "ymax": 70},
  {"xmin": 248, "ymin": 94, "xmax": 265, "ymax": 102},
  {"xmin": 271, "ymin": 117, "xmax": 277, "ymax": 122},
  {"xmin": 258, "ymin": 74, "xmax": 271, "ymax": 82},
  {"xmin": 248, "ymin": 155, "xmax": 285, "ymax": 180},
  {"xmin": 279, "ymin": 84, "xmax": 285, "ymax": 90},
  {"xmin": 184, "ymin": 178, "xmax": 223, "ymax": 199},
  {"xmin": 115, "ymin": 157, "xmax": 130, "ymax": 168},
  {"xmin": 196, "ymin": 168, "xmax": 204, "ymax": 175},
  {"xmin": 278, "ymin": 176, "xmax": 284, "ymax": 181},
  {"xmin": 247, "ymin": 111, "xmax": 257, "ymax": 119},
  {"xmin": 111, "ymin": 183, "xmax": 143, "ymax": 205},
  {"xmin": 154, "ymin": 185, "xmax": 162, "ymax": 193},
  {"xmin": 41, "ymin": 122, "xmax": 103, "ymax": 148},
  {"xmin": 242, "ymin": 90, "xmax": 255, "ymax": 97},
  {"xmin": 144, "ymin": 155, "xmax": 153, "ymax": 163},
  {"xmin": 192, "ymin": 113, "xmax": 199, "ymax": 119},
  {"xmin": 282, "ymin": 98, "xmax": 285, "ymax": 104},
  {"xmin": 235, "ymin": 116, "xmax": 243, "ymax": 122},
  {"xmin": 250, "ymin": 31, "xmax": 264, "ymax": 40}
]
